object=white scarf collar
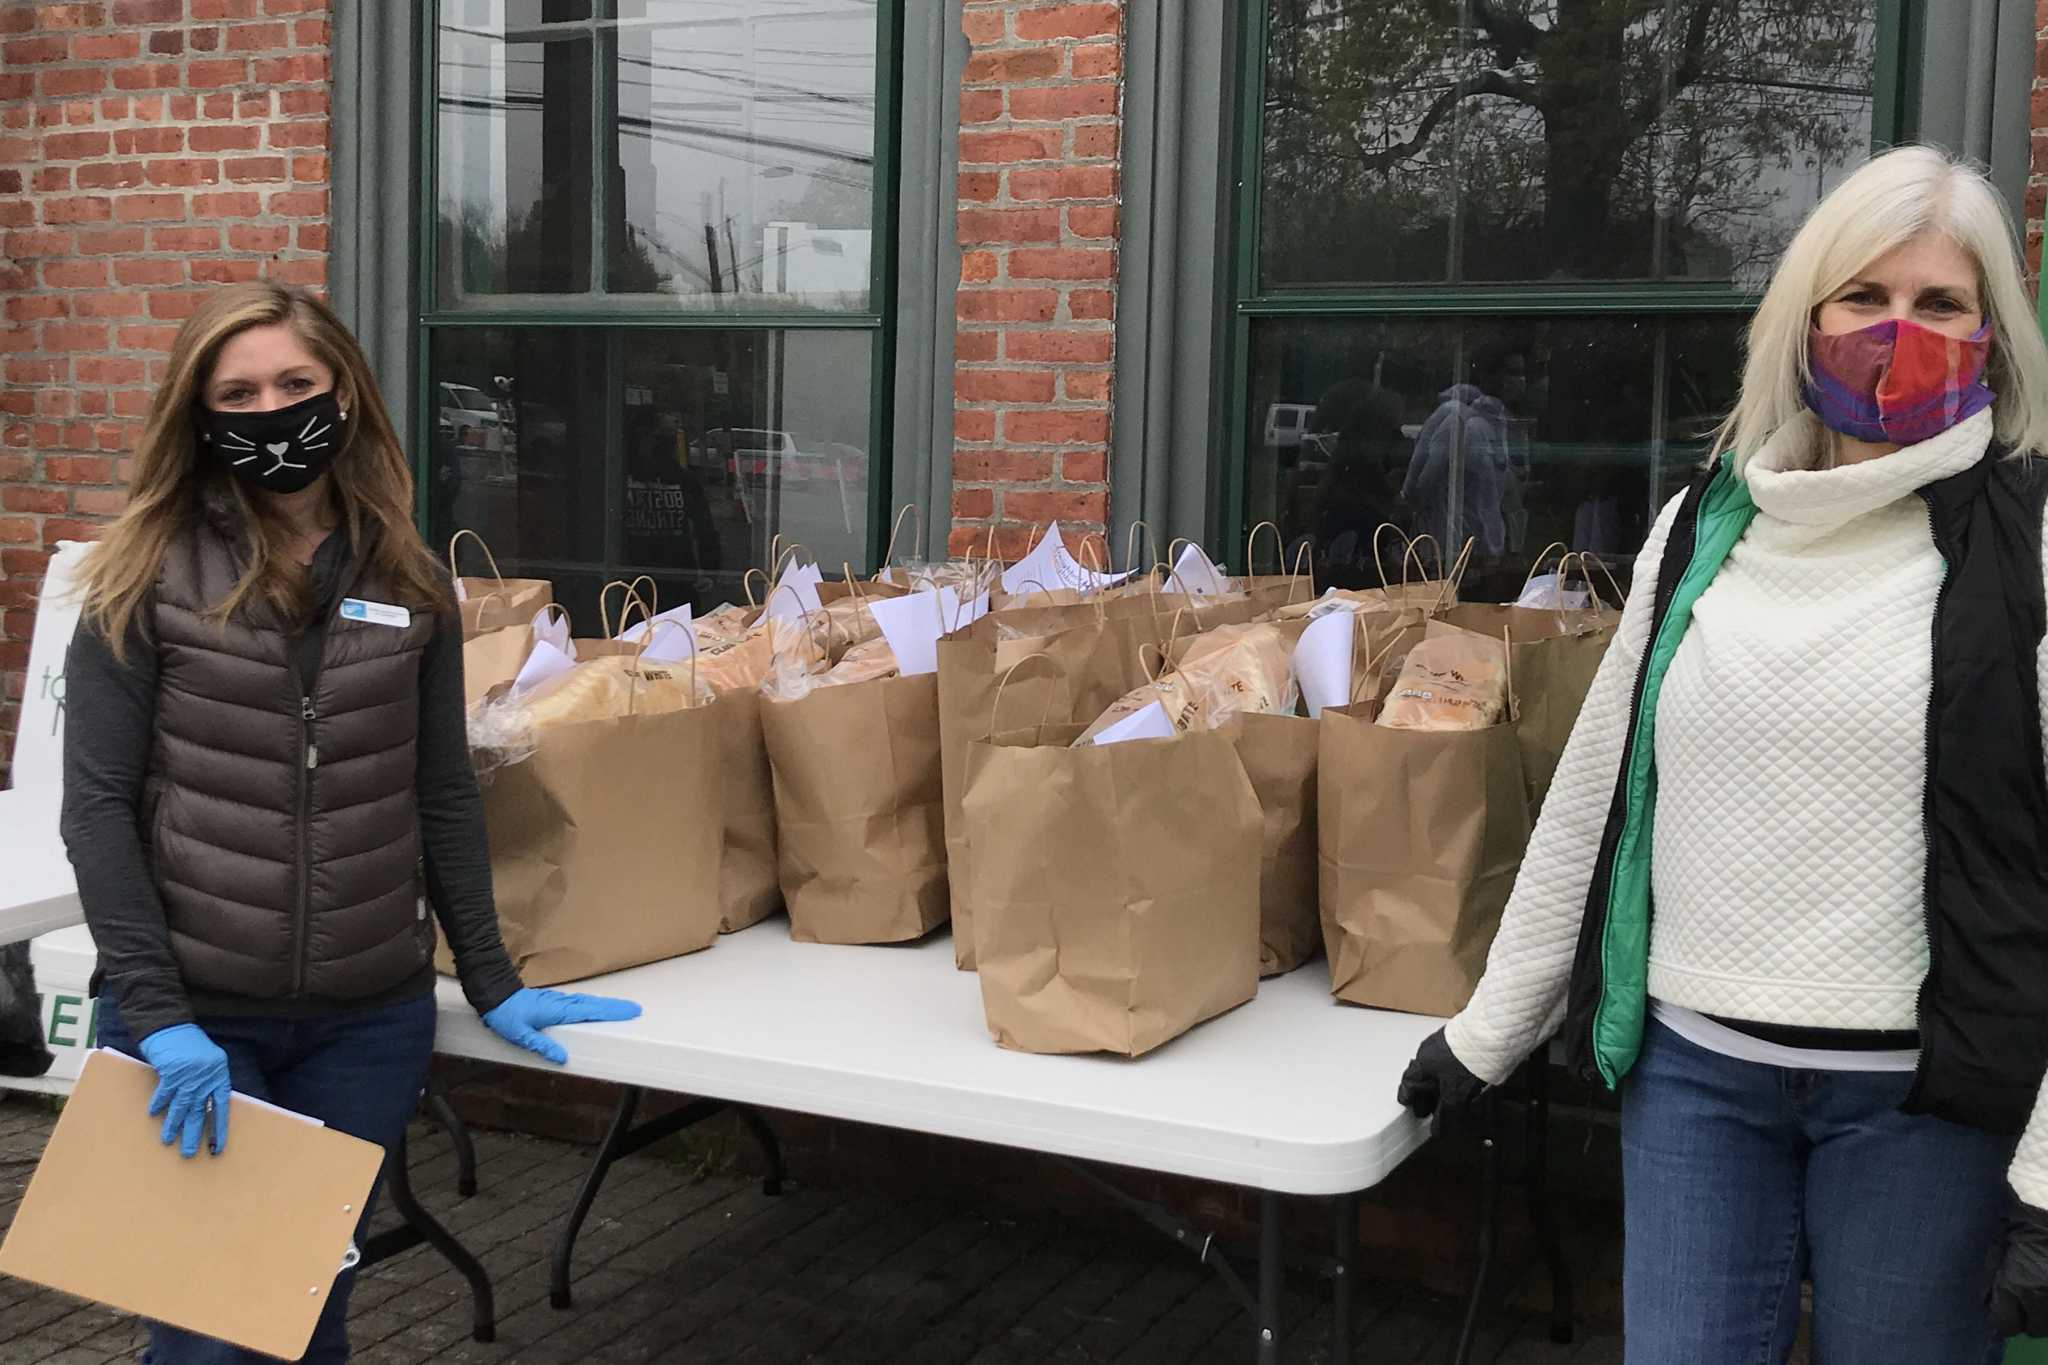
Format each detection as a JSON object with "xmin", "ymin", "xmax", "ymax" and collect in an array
[{"xmin": 1742, "ymin": 409, "xmax": 1993, "ymax": 528}]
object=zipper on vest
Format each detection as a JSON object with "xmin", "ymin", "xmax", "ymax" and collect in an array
[
  {"xmin": 294, "ymin": 690, "xmax": 316, "ymax": 994},
  {"xmin": 1904, "ymin": 492, "xmax": 1948, "ymax": 1111}
]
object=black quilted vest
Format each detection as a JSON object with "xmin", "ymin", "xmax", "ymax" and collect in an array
[{"xmin": 147, "ymin": 513, "xmax": 436, "ymax": 1003}]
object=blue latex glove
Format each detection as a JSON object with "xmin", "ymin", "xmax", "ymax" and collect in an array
[
  {"xmin": 481, "ymin": 988, "xmax": 641, "ymax": 1066},
  {"xmin": 136, "ymin": 1023, "xmax": 233, "ymax": 1159}
]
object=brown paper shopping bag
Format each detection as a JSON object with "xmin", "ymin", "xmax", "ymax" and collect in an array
[
  {"xmin": 449, "ymin": 529, "xmax": 551, "ymax": 637},
  {"xmin": 444, "ymin": 656, "xmax": 723, "ymax": 986},
  {"xmin": 1316, "ymin": 701, "xmax": 1530, "ymax": 1017},
  {"xmin": 935, "ymin": 598, "xmax": 1254, "ymax": 967},
  {"xmin": 761, "ymin": 672, "xmax": 948, "ymax": 944},
  {"xmin": 714, "ymin": 689, "xmax": 782, "ymax": 933},
  {"xmin": 1228, "ymin": 712, "xmax": 1322, "ymax": 977},
  {"xmin": 461, "ymin": 597, "xmax": 536, "ymax": 708},
  {"xmin": 963, "ymin": 690, "xmax": 1262, "ymax": 1055},
  {"xmin": 1438, "ymin": 552, "xmax": 1618, "ymax": 815}
]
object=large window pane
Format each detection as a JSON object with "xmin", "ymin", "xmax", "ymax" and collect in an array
[
  {"xmin": 1243, "ymin": 315, "xmax": 1744, "ymax": 599},
  {"xmin": 437, "ymin": 1, "xmax": 595, "ymax": 299},
  {"xmin": 1259, "ymin": 0, "xmax": 1879, "ymax": 290},
  {"xmin": 427, "ymin": 326, "xmax": 873, "ymax": 629},
  {"xmin": 610, "ymin": 1, "xmax": 878, "ymax": 309}
]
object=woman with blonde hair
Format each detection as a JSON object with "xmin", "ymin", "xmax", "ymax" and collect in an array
[
  {"xmin": 1399, "ymin": 144, "xmax": 2048, "ymax": 1360},
  {"xmin": 60, "ymin": 282, "xmax": 637, "ymax": 1363}
]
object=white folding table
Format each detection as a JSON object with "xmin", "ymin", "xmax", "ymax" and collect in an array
[
  {"xmin": 27, "ymin": 896, "xmax": 1570, "ymax": 1364},
  {"xmin": 421, "ymin": 928, "xmax": 1565, "ymax": 1364}
]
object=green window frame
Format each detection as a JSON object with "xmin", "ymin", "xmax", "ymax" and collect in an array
[
  {"xmin": 1215, "ymin": 0, "xmax": 1924, "ymax": 563},
  {"xmin": 410, "ymin": 2, "xmax": 906, "ymax": 581}
]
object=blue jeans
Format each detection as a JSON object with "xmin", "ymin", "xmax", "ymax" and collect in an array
[
  {"xmin": 97, "ymin": 992, "xmax": 438, "ymax": 1365},
  {"xmin": 1622, "ymin": 1017, "xmax": 2014, "ymax": 1365}
]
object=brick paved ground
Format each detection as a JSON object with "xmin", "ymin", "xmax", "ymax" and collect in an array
[{"xmin": 0, "ymin": 1094, "xmax": 1622, "ymax": 1364}]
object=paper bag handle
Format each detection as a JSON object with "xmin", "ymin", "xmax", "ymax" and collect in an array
[
  {"xmin": 763, "ymin": 584, "xmax": 832, "ymax": 668},
  {"xmin": 625, "ymin": 617, "xmax": 699, "ymax": 715},
  {"xmin": 839, "ymin": 562, "xmax": 871, "ymax": 610},
  {"xmin": 882, "ymin": 504, "xmax": 924, "ymax": 570},
  {"xmin": 989, "ymin": 652, "xmax": 1067, "ymax": 734},
  {"xmin": 1124, "ymin": 520, "xmax": 1160, "ymax": 579},
  {"xmin": 1352, "ymin": 617, "xmax": 1411, "ymax": 706},
  {"xmin": 741, "ymin": 567, "xmax": 768, "ymax": 611},
  {"xmin": 447, "ymin": 529, "xmax": 507, "ymax": 589},
  {"xmin": 1073, "ymin": 533, "xmax": 1110, "ymax": 586},
  {"xmin": 598, "ymin": 579, "xmax": 647, "ymax": 640},
  {"xmin": 1370, "ymin": 524, "xmax": 1405, "ymax": 594},
  {"xmin": 1245, "ymin": 521, "xmax": 1284, "ymax": 576},
  {"xmin": 535, "ymin": 602, "xmax": 571, "ymax": 634},
  {"xmin": 628, "ymin": 575, "xmax": 658, "ymax": 618},
  {"xmin": 1349, "ymin": 616, "xmax": 1374, "ymax": 705},
  {"xmin": 1155, "ymin": 564, "xmax": 1211, "ymax": 624},
  {"xmin": 967, "ymin": 522, "xmax": 997, "ymax": 566},
  {"xmin": 1563, "ymin": 550, "xmax": 1626, "ymax": 615},
  {"xmin": 1431, "ymin": 538, "xmax": 1475, "ymax": 614},
  {"xmin": 1518, "ymin": 542, "xmax": 1572, "ymax": 600},
  {"xmin": 1501, "ymin": 625, "xmax": 1518, "ymax": 720},
  {"xmin": 1007, "ymin": 577, "xmax": 1059, "ymax": 609},
  {"xmin": 1284, "ymin": 540, "xmax": 1314, "ymax": 604},
  {"xmin": 771, "ymin": 541, "xmax": 815, "ymax": 582}
]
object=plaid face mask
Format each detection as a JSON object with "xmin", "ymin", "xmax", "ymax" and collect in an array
[{"xmin": 1803, "ymin": 318, "xmax": 1994, "ymax": 446}]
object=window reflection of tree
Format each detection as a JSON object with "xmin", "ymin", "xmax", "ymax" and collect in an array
[{"xmin": 1261, "ymin": 0, "xmax": 1877, "ymax": 286}]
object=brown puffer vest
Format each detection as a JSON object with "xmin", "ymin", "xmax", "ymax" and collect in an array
[{"xmin": 146, "ymin": 514, "xmax": 436, "ymax": 1002}]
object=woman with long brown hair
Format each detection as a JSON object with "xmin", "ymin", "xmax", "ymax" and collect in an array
[{"xmin": 60, "ymin": 282, "xmax": 637, "ymax": 1362}]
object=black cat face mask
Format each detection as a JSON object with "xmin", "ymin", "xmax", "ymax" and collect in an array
[{"xmin": 200, "ymin": 391, "xmax": 348, "ymax": 494}]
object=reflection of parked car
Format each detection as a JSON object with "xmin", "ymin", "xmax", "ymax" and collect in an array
[
  {"xmin": 438, "ymin": 382, "xmax": 505, "ymax": 455},
  {"xmin": 1264, "ymin": 402, "xmax": 1316, "ymax": 451},
  {"xmin": 707, "ymin": 427, "xmax": 807, "ymax": 483}
]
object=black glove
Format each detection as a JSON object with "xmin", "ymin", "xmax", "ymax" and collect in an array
[
  {"xmin": 1397, "ymin": 1027, "xmax": 1489, "ymax": 1130},
  {"xmin": 1992, "ymin": 1198, "xmax": 2048, "ymax": 1339}
]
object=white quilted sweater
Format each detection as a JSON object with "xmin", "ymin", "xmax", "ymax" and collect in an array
[{"xmin": 1442, "ymin": 409, "xmax": 2048, "ymax": 1206}]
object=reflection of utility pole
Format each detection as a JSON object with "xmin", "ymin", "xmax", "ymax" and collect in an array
[
  {"xmin": 704, "ymin": 223, "xmax": 723, "ymax": 294},
  {"xmin": 725, "ymin": 217, "xmax": 744, "ymax": 294}
]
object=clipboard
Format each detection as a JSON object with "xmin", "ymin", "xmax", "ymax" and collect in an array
[{"xmin": 0, "ymin": 1049, "xmax": 384, "ymax": 1359}]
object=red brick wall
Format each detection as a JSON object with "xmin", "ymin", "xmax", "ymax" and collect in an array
[
  {"xmin": 0, "ymin": 0, "xmax": 330, "ymax": 785},
  {"xmin": 949, "ymin": 0, "xmax": 1122, "ymax": 561}
]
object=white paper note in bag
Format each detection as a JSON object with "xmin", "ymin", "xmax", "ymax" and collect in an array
[
  {"xmin": 1170, "ymin": 542, "xmax": 1233, "ymax": 597},
  {"xmin": 1515, "ymin": 573, "xmax": 1590, "ymax": 611},
  {"xmin": 764, "ymin": 562, "xmax": 824, "ymax": 622},
  {"xmin": 1088, "ymin": 700, "xmax": 1176, "ymax": 747},
  {"xmin": 639, "ymin": 617, "xmax": 697, "ymax": 664},
  {"xmin": 869, "ymin": 587, "xmax": 951, "ymax": 677},
  {"xmin": 999, "ymin": 521, "xmax": 1066, "ymax": 595},
  {"xmin": 513, "ymin": 639, "xmax": 577, "ymax": 695},
  {"xmin": 1295, "ymin": 609, "xmax": 1355, "ymax": 720},
  {"xmin": 620, "ymin": 603, "xmax": 692, "ymax": 645},
  {"xmin": 531, "ymin": 606, "xmax": 571, "ymax": 656}
]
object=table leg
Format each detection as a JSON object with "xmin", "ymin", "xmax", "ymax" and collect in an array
[
  {"xmin": 1257, "ymin": 1190, "xmax": 1283, "ymax": 1365},
  {"xmin": 373, "ymin": 1125, "xmax": 497, "ymax": 1343},
  {"xmin": 1330, "ymin": 1190, "xmax": 1358, "ymax": 1365},
  {"xmin": 1523, "ymin": 1062, "xmax": 1573, "ymax": 1344},
  {"xmin": 1451, "ymin": 1090, "xmax": 1505, "ymax": 1365},
  {"xmin": 550, "ymin": 1085, "xmax": 644, "ymax": 1309},
  {"xmin": 422, "ymin": 1075, "xmax": 477, "ymax": 1199},
  {"xmin": 735, "ymin": 1102, "xmax": 784, "ymax": 1196}
]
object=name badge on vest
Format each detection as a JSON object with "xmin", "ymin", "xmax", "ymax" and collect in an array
[{"xmin": 339, "ymin": 598, "xmax": 411, "ymax": 629}]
